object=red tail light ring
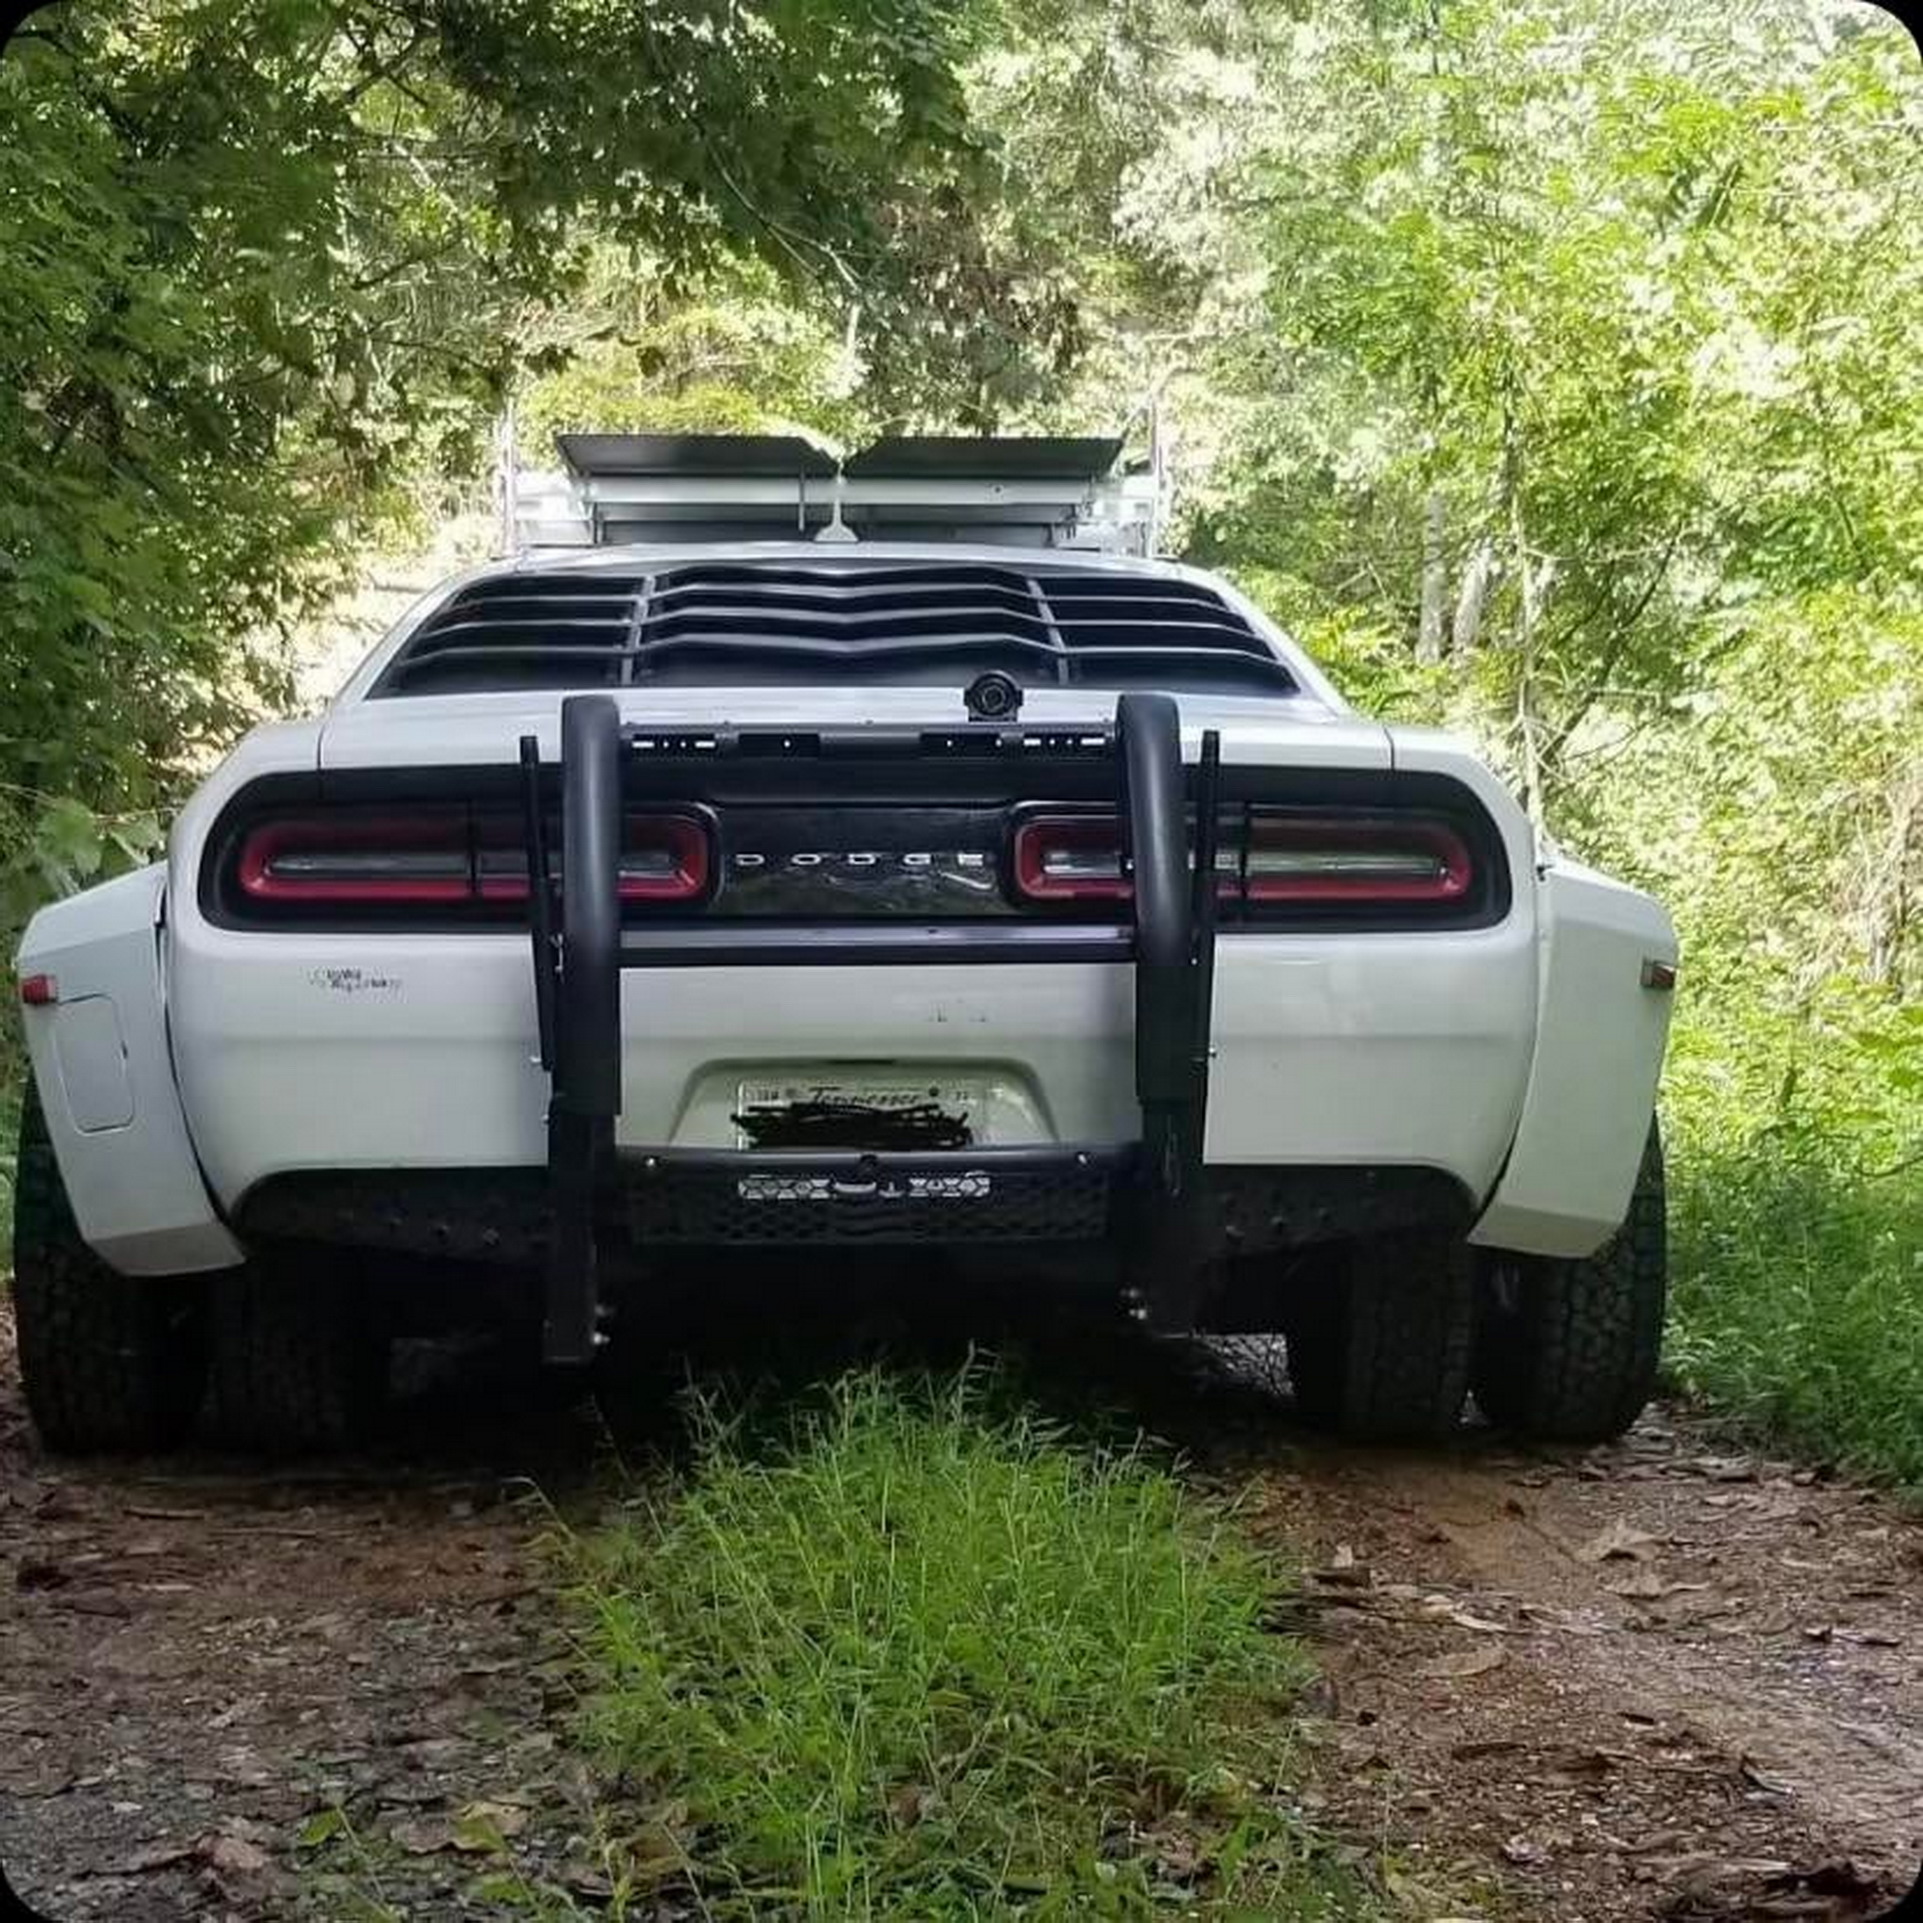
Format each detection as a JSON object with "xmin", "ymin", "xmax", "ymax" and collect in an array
[
  {"xmin": 236, "ymin": 811, "xmax": 709, "ymax": 906},
  {"xmin": 1012, "ymin": 812, "xmax": 1473, "ymax": 906},
  {"xmin": 1242, "ymin": 815, "xmax": 1472, "ymax": 903},
  {"xmin": 237, "ymin": 815, "xmax": 470, "ymax": 903},
  {"xmin": 473, "ymin": 814, "xmax": 709, "ymax": 903},
  {"xmin": 1012, "ymin": 816, "xmax": 1132, "ymax": 900}
]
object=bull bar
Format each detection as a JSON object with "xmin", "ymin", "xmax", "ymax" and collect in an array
[{"xmin": 520, "ymin": 690, "xmax": 1222, "ymax": 1366}]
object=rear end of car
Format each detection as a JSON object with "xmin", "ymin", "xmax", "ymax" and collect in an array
[
  {"xmin": 13, "ymin": 441, "xmax": 1676, "ymax": 1452},
  {"xmin": 167, "ymin": 552, "xmax": 1539, "ymax": 1341}
]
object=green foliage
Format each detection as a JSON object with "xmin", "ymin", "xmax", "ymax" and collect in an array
[
  {"xmin": 980, "ymin": 0, "xmax": 1922, "ymax": 799},
  {"xmin": 979, "ymin": 0, "xmax": 1921, "ymax": 1476},
  {"xmin": 514, "ymin": 256, "xmax": 875, "ymax": 461},
  {"xmin": 1555, "ymin": 585, "xmax": 1921, "ymax": 1480},
  {"xmin": 563, "ymin": 1369, "xmax": 1368, "ymax": 1919},
  {"xmin": 0, "ymin": 0, "xmax": 1020, "ymax": 973},
  {"xmin": 1666, "ymin": 1110, "xmax": 1923, "ymax": 1486}
]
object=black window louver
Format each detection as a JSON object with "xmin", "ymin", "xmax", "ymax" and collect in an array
[{"xmin": 375, "ymin": 564, "xmax": 1295, "ymax": 697}]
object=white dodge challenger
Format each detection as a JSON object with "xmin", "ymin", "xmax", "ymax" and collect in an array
[{"xmin": 11, "ymin": 435, "xmax": 1677, "ymax": 1451}]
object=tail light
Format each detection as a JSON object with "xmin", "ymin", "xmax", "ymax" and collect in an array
[
  {"xmin": 1012, "ymin": 816, "xmax": 1132, "ymax": 901},
  {"xmin": 473, "ymin": 815, "xmax": 708, "ymax": 903},
  {"xmin": 237, "ymin": 815, "xmax": 471, "ymax": 903},
  {"xmin": 1012, "ymin": 812, "xmax": 1473, "ymax": 908},
  {"xmin": 235, "ymin": 810, "xmax": 708, "ymax": 906},
  {"xmin": 1240, "ymin": 815, "xmax": 1471, "ymax": 903}
]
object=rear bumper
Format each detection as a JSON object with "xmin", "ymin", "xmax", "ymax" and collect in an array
[
  {"xmin": 230, "ymin": 1153, "xmax": 1473, "ymax": 1265},
  {"xmin": 168, "ymin": 698, "xmax": 1539, "ymax": 1317}
]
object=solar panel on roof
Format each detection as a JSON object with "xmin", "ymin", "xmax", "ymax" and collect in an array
[
  {"xmin": 527, "ymin": 432, "xmax": 1160, "ymax": 554},
  {"xmin": 556, "ymin": 434, "xmax": 838, "ymax": 479},
  {"xmin": 555, "ymin": 433, "xmax": 1123, "ymax": 484},
  {"xmin": 842, "ymin": 437, "xmax": 1122, "ymax": 481}
]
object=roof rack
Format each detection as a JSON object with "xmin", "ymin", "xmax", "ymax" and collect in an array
[{"xmin": 510, "ymin": 432, "xmax": 1164, "ymax": 555}]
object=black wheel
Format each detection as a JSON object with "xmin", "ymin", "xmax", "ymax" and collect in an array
[
  {"xmin": 1473, "ymin": 1122, "xmax": 1667, "ymax": 1444},
  {"xmin": 1284, "ymin": 1229, "xmax": 1474, "ymax": 1442},
  {"xmin": 205, "ymin": 1252, "xmax": 389, "ymax": 1451},
  {"xmin": 10, "ymin": 1082, "xmax": 206, "ymax": 1452}
]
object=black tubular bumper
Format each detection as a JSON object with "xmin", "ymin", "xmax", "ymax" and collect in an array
[
  {"xmin": 532, "ymin": 696, "xmax": 622, "ymax": 1364},
  {"xmin": 524, "ymin": 690, "xmax": 1222, "ymax": 1364}
]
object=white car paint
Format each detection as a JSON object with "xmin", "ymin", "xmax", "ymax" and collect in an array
[
  {"xmin": 314, "ymin": 684, "xmax": 1395, "ymax": 775},
  {"xmin": 16, "ymin": 866, "xmax": 245, "ymax": 1275},
  {"xmin": 1469, "ymin": 857, "xmax": 1678, "ymax": 1253},
  {"xmin": 17, "ymin": 541, "xmax": 1676, "ymax": 1275}
]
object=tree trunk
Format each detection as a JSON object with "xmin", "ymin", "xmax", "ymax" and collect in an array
[
  {"xmin": 494, "ymin": 401, "xmax": 518, "ymax": 559},
  {"xmin": 1451, "ymin": 538, "xmax": 1494, "ymax": 661},
  {"xmin": 1511, "ymin": 490, "xmax": 1546, "ymax": 828},
  {"xmin": 1866, "ymin": 765, "xmax": 1920, "ymax": 985},
  {"xmin": 1417, "ymin": 491, "xmax": 1446, "ymax": 663}
]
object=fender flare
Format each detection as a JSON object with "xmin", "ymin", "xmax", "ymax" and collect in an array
[{"xmin": 17, "ymin": 866, "xmax": 244, "ymax": 1275}]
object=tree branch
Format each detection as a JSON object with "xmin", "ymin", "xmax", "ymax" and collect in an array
[{"xmin": 1543, "ymin": 522, "xmax": 1686, "ymax": 759}]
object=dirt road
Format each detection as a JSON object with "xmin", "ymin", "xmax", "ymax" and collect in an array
[
  {"xmin": 1212, "ymin": 1393, "xmax": 1922, "ymax": 1920},
  {"xmin": 0, "ymin": 1315, "xmax": 600, "ymax": 1921},
  {"xmin": 1, "ymin": 1306, "xmax": 1917, "ymax": 1919}
]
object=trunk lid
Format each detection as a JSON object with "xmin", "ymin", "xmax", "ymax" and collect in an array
[{"xmin": 317, "ymin": 686, "xmax": 1392, "ymax": 773}]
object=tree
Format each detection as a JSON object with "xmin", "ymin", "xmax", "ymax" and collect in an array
[{"xmin": 0, "ymin": 0, "xmax": 1009, "ymax": 925}]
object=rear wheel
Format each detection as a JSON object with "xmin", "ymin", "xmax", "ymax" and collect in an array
[
  {"xmin": 205, "ymin": 1253, "xmax": 390, "ymax": 1452},
  {"xmin": 1472, "ymin": 1123, "xmax": 1666, "ymax": 1444},
  {"xmin": 10, "ymin": 1083, "xmax": 206, "ymax": 1453},
  {"xmin": 1284, "ymin": 1229, "xmax": 1474, "ymax": 1442}
]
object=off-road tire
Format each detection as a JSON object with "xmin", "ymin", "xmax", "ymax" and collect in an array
[
  {"xmin": 205, "ymin": 1255, "xmax": 389, "ymax": 1452},
  {"xmin": 1284, "ymin": 1229, "xmax": 1475, "ymax": 1442},
  {"xmin": 10, "ymin": 1082, "xmax": 206, "ymax": 1452},
  {"xmin": 1472, "ymin": 1122, "xmax": 1667, "ymax": 1444}
]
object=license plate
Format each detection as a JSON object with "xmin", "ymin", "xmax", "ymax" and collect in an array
[
  {"xmin": 733, "ymin": 1076, "xmax": 985, "ymax": 1149},
  {"xmin": 735, "ymin": 1170, "xmax": 992, "ymax": 1203}
]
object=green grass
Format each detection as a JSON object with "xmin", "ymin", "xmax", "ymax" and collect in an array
[
  {"xmin": 560, "ymin": 1366, "xmax": 1376, "ymax": 1920},
  {"xmin": 1668, "ymin": 1136, "xmax": 1923, "ymax": 1488}
]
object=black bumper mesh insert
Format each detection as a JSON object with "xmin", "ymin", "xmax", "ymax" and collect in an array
[{"xmin": 625, "ymin": 1153, "xmax": 1116, "ymax": 1246}]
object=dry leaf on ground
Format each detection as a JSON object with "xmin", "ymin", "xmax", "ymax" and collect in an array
[
  {"xmin": 1416, "ymin": 1645, "xmax": 1507, "ymax": 1681},
  {"xmin": 1577, "ymin": 1518, "xmax": 1661, "ymax": 1563}
]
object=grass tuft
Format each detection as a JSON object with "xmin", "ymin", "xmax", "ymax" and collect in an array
[
  {"xmin": 562, "ymin": 1364, "xmax": 1368, "ymax": 1918},
  {"xmin": 1669, "ymin": 1143, "xmax": 1923, "ymax": 1489}
]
